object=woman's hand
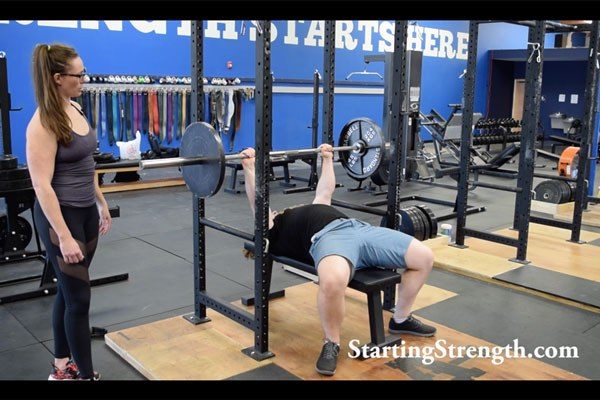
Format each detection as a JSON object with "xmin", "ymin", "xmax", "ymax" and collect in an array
[
  {"xmin": 59, "ymin": 236, "xmax": 85, "ymax": 264},
  {"xmin": 99, "ymin": 203, "xmax": 112, "ymax": 235}
]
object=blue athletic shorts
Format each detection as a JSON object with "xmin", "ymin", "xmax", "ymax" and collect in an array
[{"xmin": 308, "ymin": 218, "xmax": 414, "ymax": 280}]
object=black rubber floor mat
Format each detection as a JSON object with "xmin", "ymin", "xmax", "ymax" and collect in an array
[
  {"xmin": 494, "ymin": 265, "xmax": 600, "ymax": 308},
  {"xmin": 227, "ymin": 363, "xmax": 301, "ymax": 380}
]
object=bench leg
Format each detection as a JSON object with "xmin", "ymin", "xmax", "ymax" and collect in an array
[
  {"xmin": 367, "ymin": 291, "xmax": 386, "ymax": 345},
  {"xmin": 383, "ymin": 285, "xmax": 396, "ymax": 312},
  {"xmin": 361, "ymin": 290, "xmax": 402, "ymax": 358}
]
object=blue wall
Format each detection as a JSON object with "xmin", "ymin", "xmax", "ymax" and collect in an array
[
  {"xmin": 513, "ymin": 61, "xmax": 588, "ymax": 137},
  {"xmin": 1, "ymin": 20, "xmax": 474, "ymax": 162},
  {"xmin": 2, "ymin": 20, "xmax": 558, "ymax": 163},
  {"xmin": 475, "ymin": 22, "xmax": 533, "ymax": 114}
]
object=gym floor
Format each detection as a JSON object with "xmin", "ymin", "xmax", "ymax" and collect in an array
[{"xmin": 1, "ymin": 154, "xmax": 600, "ymax": 381}]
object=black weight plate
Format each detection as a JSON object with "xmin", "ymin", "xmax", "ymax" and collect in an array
[
  {"xmin": 380, "ymin": 215, "xmax": 387, "ymax": 228},
  {"xmin": 421, "ymin": 204, "xmax": 439, "ymax": 238},
  {"xmin": 338, "ymin": 118, "xmax": 385, "ymax": 181},
  {"xmin": 413, "ymin": 207, "xmax": 427, "ymax": 241},
  {"xmin": 558, "ymin": 180, "xmax": 571, "ymax": 204},
  {"xmin": 411, "ymin": 206, "xmax": 429, "ymax": 241},
  {"xmin": 534, "ymin": 180, "xmax": 562, "ymax": 204},
  {"xmin": 0, "ymin": 215, "xmax": 33, "ymax": 251},
  {"xmin": 370, "ymin": 149, "xmax": 389, "ymax": 186},
  {"xmin": 415, "ymin": 204, "xmax": 438, "ymax": 238},
  {"xmin": 406, "ymin": 207, "xmax": 424, "ymax": 241},
  {"xmin": 0, "ymin": 165, "xmax": 30, "ymax": 181},
  {"xmin": 414, "ymin": 206, "xmax": 430, "ymax": 241},
  {"xmin": 405, "ymin": 207, "xmax": 422, "ymax": 241},
  {"xmin": 0, "ymin": 178, "xmax": 32, "ymax": 191},
  {"xmin": 397, "ymin": 208, "xmax": 415, "ymax": 237},
  {"xmin": 0, "ymin": 155, "xmax": 18, "ymax": 170},
  {"xmin": 180, "ymin": 122, "xmax": 225, "ymax": 198}
]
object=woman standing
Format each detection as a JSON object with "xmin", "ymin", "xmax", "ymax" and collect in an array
[{"xmin": 26, "ymin": 43, "xmax": 111, "ymax": 380}]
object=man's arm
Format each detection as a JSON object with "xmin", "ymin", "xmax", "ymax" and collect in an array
[
  {"xmin": 313, "ymin": 144, "xmax": 335, "ymax": 205},
  {"xmin": 241, "ymin": 148, "xmax": 275, "ymax": 229},
  {"xmin": 242, "ymin": 160, "xmax": 256, "ymax": 214}
]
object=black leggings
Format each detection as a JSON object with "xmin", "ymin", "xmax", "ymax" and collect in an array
[{"xmin": 34, "ymin": 201, "xmax": 99, "ymax": 379}]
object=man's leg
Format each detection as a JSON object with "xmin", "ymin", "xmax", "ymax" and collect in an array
[
  {"xmin": 393, "ymin": 239, "xmax": 434, "ymax": 319},
  {"xmin": 314, "ymin": 255, "xmax": 351, "ymax": 376},
  {"xmin": 316, "ymin": 255, "xmax": 351, "ymax": 344}
]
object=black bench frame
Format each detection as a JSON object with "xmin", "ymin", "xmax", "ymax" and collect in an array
[{"xmin": 243, "ymin": 242, "xmax": 403, "ymax": 351}]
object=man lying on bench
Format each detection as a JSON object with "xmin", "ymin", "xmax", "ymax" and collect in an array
[{"xmin": 240, "ymin": 145, "xmax": 436, "ymax": 376}]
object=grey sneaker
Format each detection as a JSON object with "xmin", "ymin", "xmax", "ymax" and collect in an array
[
  {"xmin": 389, "ymin": 314, "xmax": 436, "ymax": 337},
  {"xmin": 315, "ymin": 339, "xmax": 340, "ymax": 376}
]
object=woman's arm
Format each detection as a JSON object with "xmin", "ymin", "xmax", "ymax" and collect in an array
[
  {"xmin": 26, "ymin": 115, "xmax": 84, "ymax": 263},
  {"xmin": 94, "ymin": 172, "xmax": 112, "ymax": 235}
]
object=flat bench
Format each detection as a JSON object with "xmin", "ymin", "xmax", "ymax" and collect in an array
[
  {"xmin": 244, "ymin": 242, "xmax": 403, "ymax": 350},
  {"xmin": 95, "ymin": 159, "xmax": 185, "ymax": 193}
]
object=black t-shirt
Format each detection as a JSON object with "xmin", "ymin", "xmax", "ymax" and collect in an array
[{"xmin": 269, "ymin": 204, "xmax": 349, "ymax": 264}]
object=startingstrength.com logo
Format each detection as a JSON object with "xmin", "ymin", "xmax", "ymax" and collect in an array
[{"xmin": 348, "ymin": 339, "xmax": 579, "ymax": 366}]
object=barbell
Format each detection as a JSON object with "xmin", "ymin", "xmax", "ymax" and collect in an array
[{"xmin": 139, "ymin": 118, "xmax": 387, "ymax": 198}]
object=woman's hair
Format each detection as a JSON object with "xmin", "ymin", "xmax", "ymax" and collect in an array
[{"xmin": 32, "ymin": 43, "xmax": 79, "ymax": 145}]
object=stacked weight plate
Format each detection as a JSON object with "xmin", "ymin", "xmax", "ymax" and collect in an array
[
  {"xmin": 380, "ymin": 204, "xmax": 438, "ymax": 241},
  {"xmin": 534, "ymin": 179, "xmax": 575, "ymax": 204}
]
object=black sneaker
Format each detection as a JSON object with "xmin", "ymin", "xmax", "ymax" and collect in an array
[
  {"xmin": 389, "ymin": 314, "xmax": 437, "ymax": 337},
  {"xmin": 315, "ymin": 340, "xmax": 340, "ymax": 376}
]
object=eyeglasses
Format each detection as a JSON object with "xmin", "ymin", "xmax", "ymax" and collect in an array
[{"xmin": 60, "ymin": 69, "xmax": 86, "ymax": 80}]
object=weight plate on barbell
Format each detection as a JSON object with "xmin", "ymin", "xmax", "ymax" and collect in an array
[
  {"xmin": 338, "ymin": 118, "xmax": 385, "ymax": 181},
  {"xmin": 370, "ymin": 149, "xmax": 389, "ymax": 186},
  {"xmin": 180, "ymin": 122, "xmax": 225, "ymax": 198}
]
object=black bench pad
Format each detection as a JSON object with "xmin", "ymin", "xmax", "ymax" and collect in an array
[{"xmin": 243, "ymin": 242, "xmax": 402, "ymax": 292}]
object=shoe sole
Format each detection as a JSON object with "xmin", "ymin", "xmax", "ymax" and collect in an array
[
  {"xmin": 389, "ymin": 328, "xmax": 436, "ymax": 337},
  {"xmin": 315, "ymin": 367, "xmax": 336, "ymax": 376},
  {"xmin": 48, "ymin": 375, "xmax": 74, "ymax": 381}
]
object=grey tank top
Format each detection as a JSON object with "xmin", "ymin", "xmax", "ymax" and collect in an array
[{"xmin": 51, "ymin": 104, "xmax": 97, "ymax": 208}]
